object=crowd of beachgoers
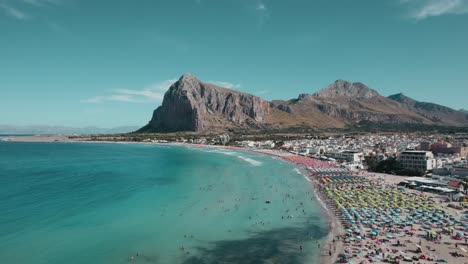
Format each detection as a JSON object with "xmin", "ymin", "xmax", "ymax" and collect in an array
[{"xmin": 282, "ymin": 155, "xmax": 468, "ymax": 264}]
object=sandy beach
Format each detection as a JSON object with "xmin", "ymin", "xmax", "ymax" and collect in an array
[
  {"xmin": 255, "ymin": 151, "xmax": 468, "ymax": 264},
  {"xmin": 305, "ymin": 169, "xmax": 468, "ymax": 264},
  {"xmin": 3, "ymin": 135, "xmax": 86, "ymax": 142}
]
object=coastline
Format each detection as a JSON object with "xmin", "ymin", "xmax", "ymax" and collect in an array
[
  {"xmin": 4, "ymin": 136, "xmax": 340, "ymax": 263},
  {"xmin": 248, "ymin": 149, "xmax": 342, "ymax": 263}
]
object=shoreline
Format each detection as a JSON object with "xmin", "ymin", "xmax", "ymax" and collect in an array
[{"xmin": 4, "ymin": 137, "xmax": 340, "ymax": 263}]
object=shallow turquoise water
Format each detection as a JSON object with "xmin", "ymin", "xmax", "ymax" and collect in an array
[{"xmin": 0, "ymin": 142, "xmax": 327, "ymax": 264}]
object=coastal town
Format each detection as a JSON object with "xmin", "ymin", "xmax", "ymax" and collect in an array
[{"xmin": 258, "ymin": 135, "xmax": 468, "ymax": 264}]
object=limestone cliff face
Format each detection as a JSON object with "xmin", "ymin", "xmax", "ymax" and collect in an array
[
  {"xmin": 138, "ymin": 76, "xmax": 468, "ymax": 133},
  {"xmin": 138, "ymin": 74, "xmax": 271, "ymax": 133}
]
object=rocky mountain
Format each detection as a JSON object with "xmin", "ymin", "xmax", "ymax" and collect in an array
[
  {"xmin": 139, "ymin": 74, "xmax": 468, "ymax": 133},
  {"xmin": 138, "ymin": 74, "xmax": 271, "ymax": 133},
  {"xmin": 387, "ymin": 93, "xmax": 468, "ymax": 126},
  {"xmin": 269, "ymin": 80, "xmax": 431, "ymax": 129},
  {"xmin": 312, "ymin": 80, "xmax": 380, "ymax": 99}
]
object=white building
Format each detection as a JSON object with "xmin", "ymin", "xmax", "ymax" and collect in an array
[
  {"xmin": 398, "ymin": 150, "xmax": 436, "ymax": 171},
  {"xmin": 334, "ymin": 150, "xmax": 363, "ymax": 163}
]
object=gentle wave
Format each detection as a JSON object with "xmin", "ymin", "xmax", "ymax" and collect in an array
[
  {"xmin": 198, "ymin": 148, "xmax": 263, "ymax": 166},
  {"xmin": 235, "ymin": 155, "xmax": 263, "ymax": 166}
]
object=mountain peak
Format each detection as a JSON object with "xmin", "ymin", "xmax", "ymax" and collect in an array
[
  {"xmin": 388, "ymin": 93, "xmax": 416, "ymax": 105},
  {"xmin": 178, "ymin": 73, "xmax": 199, "ymax": 83},
  {"xmin": 166, "ymin": 73, "xmax": 201, "ymax": 93},
  {"xmin": 139, "ymin": 74, "xmax": 270, "ymax": 133},
  {"xmin": 312, "ymin": 80, "xmax": 380, "ymax": 99}
]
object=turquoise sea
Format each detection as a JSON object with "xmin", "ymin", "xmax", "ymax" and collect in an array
[{"xmin": 0, "ymin": 142, "xmax": 328, "ymax": 264}]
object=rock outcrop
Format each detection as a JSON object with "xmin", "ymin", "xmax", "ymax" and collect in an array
[
  {"xmin": 312, "ymin": 80, "xmax": 379, "ymax": 99},
  {"xmin": 138, "ymin": 74, "xmax": 270, "ymax": 133},
  {"xmin": 271, "ymin": 80, "xmax": 430, "ymax": 128},
  {"xmin": 387, "ymin": 93, "xmax": 468, "ymax": 126}
]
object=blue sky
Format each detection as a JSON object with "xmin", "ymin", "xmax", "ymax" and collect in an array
[{"xmin": 1, "ymin": 0, "xmax": 467, "ymax": 127}]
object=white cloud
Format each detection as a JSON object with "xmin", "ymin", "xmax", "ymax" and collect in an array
[
  {"xmin": 114, "ymin": 88, "xmax": 165, "ymax": 101},
  {"xmin": 254, "ymin": 90, "xmax": 270, "ymax": 95},
  {"xmin": 208, "ymin": 81, "xmax": 242, "ymax": 89},
  {"xmin": 85, "ymin": 95, "xmax": 140, "ymax": 103},
  {"xmin": 145, "ymin": 79, "xmax": 178, "ymax": 91},
  {"xmin": 251, "ymin": 0, "xmax": 269, "ymax": 27},
  {"xmin": 84, "ymin": 79, "xmax": 177, "ymax": 104},
  {"xmin": 84, "ymin": 78, "xmax": 243, "ymax": 103},
  {"xmin": 0, "ymin": 2, "xmax": 28, "ymax": 19},
  {"xmin": 401, "ymin": 0, "xmax": 468, "ymax": 20},
  {"xmin": 0, "ymin": 0, "xmax": 60, "ymax": 20},
  {"xmin": 21, "ymin": 0, "xmax": 60, "ymax": 6}
]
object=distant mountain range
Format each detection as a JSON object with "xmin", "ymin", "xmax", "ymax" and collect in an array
[
  {"xmin": 137, "ymin": 73, "xmax": 468, "ymax": 133},
  {"xmin": 0, "ymin": 125, "xmax": 140, "ymax": 135}
]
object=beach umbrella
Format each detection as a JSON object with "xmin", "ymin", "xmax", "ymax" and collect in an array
[{"xmin": 386, "ymin": 234, "xmax": 393, "ymax": 239}]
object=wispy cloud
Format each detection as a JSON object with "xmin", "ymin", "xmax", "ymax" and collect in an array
[
  {"xmin": 256, "ymin": 2, "xmax": 266, "ymax": 11},
  {"xmin": 400, "ymin": 0, "xmax": 468, "ymax": 20},
  {"xmin": 85, "ymin": 95, "xmax": 140, "ymax": 104},
  {"xmin": 0, "ymin": 2, "xmax": 28, "ymax": 19},
  {"xmin": 84, "ymin": 78, "xmax": 243, "ymax": 104},
  {"xmin": 84, "ymin": 79, "xmax": 177, "ymax": 104},
  {"xmin": 0, "ymin": 0, "xmax": 59, "ymax": 20},
  {"xmin": 21, "ymin": 0, "xmax": 60, "ymax": 6},
  {"xmin": 254, "ymin": 90, "xmax": 270, "ymax": 95},
  {"xmin": 207, "ymin": 81, "xmax": 242, "ymax": 89},
  {"xmin": 253, "ymin": 0, "xmax": 269, "ymax": 27}
]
